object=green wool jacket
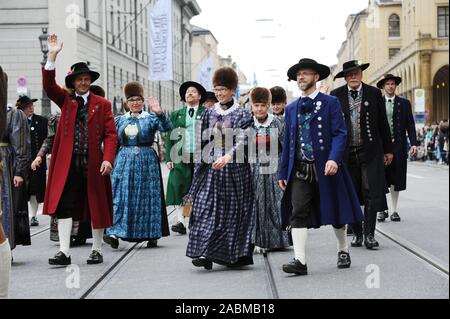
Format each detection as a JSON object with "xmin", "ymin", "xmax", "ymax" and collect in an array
[{"xmin": 165, "ymin": 106, "xmax": 206, "ymax": 206}]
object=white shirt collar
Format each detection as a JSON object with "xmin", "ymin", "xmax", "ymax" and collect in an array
[
  {"xmin": 214, "ymin": 100, "xmax": 239, "ymax": 116},
  {"xmin": 124, "ymin": 111, "xmax": 150, "ymax": 119},
  {"xmin": 385, "ymin": 95, "xmax": 395, "ymax": 102},
  {"xmin": 75, "ymin": 91, "xmax": 90, "ymax": 105},
  {"xmin": 347, "ymin": 84, "xmax": 363, "ymax": 92},
  {"xmin": 300, "ymin": 89, "xmax": 320, "ymax": 100},
  {"xmin": 254, "ymin": 114, "xmax": 274, "ymax": 128}
]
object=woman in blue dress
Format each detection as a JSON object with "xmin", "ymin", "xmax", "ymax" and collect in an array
[{"xmin": 104, "ymin": 82, "xmax": 173, "ymax": 249}]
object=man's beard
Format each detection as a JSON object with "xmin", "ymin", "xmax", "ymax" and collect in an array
[{"xmin": 299, "ymin": 81, "xmax": 314, "ymax": 92}]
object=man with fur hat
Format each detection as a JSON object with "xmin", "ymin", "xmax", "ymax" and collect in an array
[
  {"xmin": 16, "ymin": 95, "xmax": 48, "ymax": 227},
  {"xmin": 42, "ymin": 34, "xmax": 118, "ymax": 265},
  {"xmin": 165, "ymin": 81, "xmax": 207, "ymax": 235},
  {"xmin": 330, "ymin": 60, "xmax": 394, "ymax": 249},
  {"xmin": 270, "ymin": 86, "xmax": 288, "ymax": 118},
  {"xmin": 279, "ymin": 58, "xmax": 363, "ymax": 275},
  {"xmin": 376, "ymin": 74, "xmax": 418, "ymax": 223}
]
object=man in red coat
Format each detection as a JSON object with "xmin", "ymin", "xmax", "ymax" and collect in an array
[{"xmin": 43, "ymin": 34, "xmax": 117, "ymax": 266}]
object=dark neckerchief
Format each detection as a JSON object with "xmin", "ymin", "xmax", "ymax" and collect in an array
[
  {"xmin": 220, "ymin": 99, "xmax": 234, "ymax": 110},
  {"xmin": 257, "ymin": 115, "xmax": 269, "ymax": 124}
]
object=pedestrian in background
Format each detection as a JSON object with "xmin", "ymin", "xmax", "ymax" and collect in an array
[
  {"xmin": 16, "ymin": 95, "xmax": 48, "ymax": 227},
  {"xmin": 376, "ymin": 74, "xmax": 418, "ymax": 223},
  {"xmin": 104, "ymin": 82, "xmax": 173, "ymax": 249}
]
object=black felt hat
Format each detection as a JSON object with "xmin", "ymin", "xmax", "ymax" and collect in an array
[
  {"xmin": 16, "ymin": 95, "xmax": 37, "ymax": 109},
  {"xmin": 334, "ymin": 60, "xmax": 370, "ymax": 79},
  {"xmin": 65, "ymin": 62, "xmax": 100, "ymax": 89},
  {"xmin": 376, "ymin": 74, "xmax": 402, "ymax": 89},
  {"xmin": 287, "ymin": 58, "xmax": 330, "ymax": 81},
  {"xmin": 179, "ymin": 81, "xmax": 207, "ymax": 105}
]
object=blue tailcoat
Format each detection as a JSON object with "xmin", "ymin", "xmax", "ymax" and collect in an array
[{"xmin": 278, "ymin": 93, "xmax": 363, "ymax": 228}]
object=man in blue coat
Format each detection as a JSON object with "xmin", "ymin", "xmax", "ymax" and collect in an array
[
  {"xmin": 376, "ymin": 74, "xmax": 418, "ymax": 222},
  {"xmin": 278, "ymin": 59, "xmax": 363, "ymax": 276}
]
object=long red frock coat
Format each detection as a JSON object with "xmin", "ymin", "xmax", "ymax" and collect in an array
[{"xmin": 42, "ymin": 68, "xmax": 118, "ymax": 229}]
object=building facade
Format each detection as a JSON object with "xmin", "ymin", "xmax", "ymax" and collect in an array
[
  {"xmin": 332, "ymin": 0, "xmax": 449, "ymax": 124},
  {"xmin": 0, "ymin": 0, "xmax": 201, "ymax": 115}
]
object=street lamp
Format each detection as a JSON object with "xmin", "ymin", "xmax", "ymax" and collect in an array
[{"xmin": 38, "ymin": 27, "xmax": 51, "ymax": 117}]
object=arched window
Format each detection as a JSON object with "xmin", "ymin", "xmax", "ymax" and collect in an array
[{"xmin": 389, "ymin": 14, "xmax": 400, "ymax": 37}]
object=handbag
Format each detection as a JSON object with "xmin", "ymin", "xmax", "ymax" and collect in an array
[{"xmin": 182, "ymin": 195, "xmax": 193, "ymax": 218}]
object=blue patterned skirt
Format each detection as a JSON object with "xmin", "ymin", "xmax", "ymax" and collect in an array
[
  {"xmin": 187, "ymin": 162, "xmax": 255, "ymax": 265},
  {"xmin": 107, "ymin": 146, "xmax": 168, "ymax": 241}
]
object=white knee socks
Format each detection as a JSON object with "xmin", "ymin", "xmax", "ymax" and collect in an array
[
  {"xmin": 390, "ymin": 186, "xmax": 399, "ymax": 212},
  {"xmin": 29, "ymin": 196, "xmax": 39, "ymax": 218},
  {"xmin": 333, "ymin": 225, "xmax": 349, "ymax": 253},
  {"xmin": 92, "ymin": 228, "xmax": 104, "ymax": 253},
  {"xmin": 291, "ymin": 228, "xmax": 308, "ymax": 264},
  {"xmin": 0, "ymin": 239, "xmax": 11, "ymax": 299},
  {"xmin": 58, "ymin": 218, "xmax": 72, "ymax": 257}
]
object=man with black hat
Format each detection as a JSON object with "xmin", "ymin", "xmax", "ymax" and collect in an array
[
  {"xmin": 330, "ymin": 60, "xmax": 394, "ymax": 249},
  {"xmin": 16, "ymin": 95, "xmax": 48, "ymax": 227},
  {"xmin": 279, "ymin": 58, "xmax": 363, "ymax": 275},
  {"xmin": 42, "ymin": 34, "xmax": 118, "ymax": 265},
  {"xmin": 376, "ymin": 74, "xmax": 418, "ymax": 223},
  {"xmin": 165, "ymin": 81, "xmax": 206, "ymax": 235},
  {"xmin": 204, "ymin": 91, "xmax": 218, "ymax": 109}
]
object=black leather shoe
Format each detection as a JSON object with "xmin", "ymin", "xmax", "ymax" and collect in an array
[
  {"xmin": 377, "ymin": 211, "xmax": 387, "ymax": 222},
  {"xmin": 49, "ymin": 251, "xmax": 71, "ymax": 266},
  {"xmin": 87, "ymin": 250, "xmax": 103, "ymax": 264},
  {"xmin": 282, "ymin": 259, "xmax": 308, "ymax": 275},
  {"xmin": 30, "ymin": 217, "xmax": 39, "ymax": 227},
  {"xmin": 364, "ymin": 235, "xmax": 380, "ymax": 250},
  {"xmin": 171, "ymin": 222, "xmax": 187, "ymax": 235},
  {"xmin": 337, "ymin": 251, "xmax": 351, "ymax": 269},
  {"xmin": 147, "ymin": 239, "xmax": 158, "ymax": 248},
  {"xmin": 192, "ymin": 258, "xmax": 213, "ymax": 270},
  {"xmin": 103, "ymin": 234, "xmax": 119, "ymax": 249},
  {"xmin": 351, "ymin": 235, "xmax": 363, "ymax": 247},
  {"xmin": 390, "ymin": 212, "xmax": 401, "ymax": 222}
]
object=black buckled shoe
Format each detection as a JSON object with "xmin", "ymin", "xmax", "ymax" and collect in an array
[
  {"xmin": 171, "ymin": 222, "xmax": 187, "ymax": 235},
  {"xmin": 351, "ymin": 235, "xmax": 363, "ymax": 247},
  {"xmin": 30, "ymin": 216, "xmax": 39, "ymax": 227},
  {"xmin": 103, "ymin": 234, "xmax": 119, "ymax": 249},
  {"xmin": 282, "ymin": 259, "xmax": 308, "ymax": 275},
  {"xmin": 147, "ymin": 239, "xmax": 158, "ymax": 248},
  {"xmin": 192, "ymin": 258, "xmax": 213, "ymax": 270},
  {"xmin": 377, "ymin": 211, "xmax": 387, "ymax": 222},
  {"xmin": 390, "ymin": 212, "xmax": 401, "ymax": 222},
  {"xmin": 364, "ymin": 235, "xmax": 380, "ymax": 250},
  {"xmin": 337, "ymin": 251, "xmax": 351, "ymax": 269},
  {"xmin": 49, "ymin": 251, "xmax": 71, "ymax": 266},
  {"xmin": 87, "ymin": 250, "xmax": 103, "ymax": 264}
]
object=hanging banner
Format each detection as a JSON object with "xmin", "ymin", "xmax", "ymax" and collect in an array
[
  {"xmin": 148, "ymin": 0, "xmax": 173, "ymax": 81},
  {"xmin": 197, "ymin": 56, "xmax": 213, "ymax": 91}
]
